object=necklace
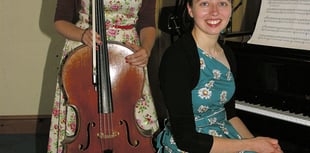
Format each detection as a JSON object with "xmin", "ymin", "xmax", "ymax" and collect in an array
[{"xmin": 192, "ymin": 30, "xmax": 222, "ymax": 58}]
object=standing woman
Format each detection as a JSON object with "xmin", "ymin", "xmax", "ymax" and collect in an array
[
  {"xmin": 156, "ymin": 0, "xmax": 283, "ymax": 152},
  {"xmin": 47, "ymin": 0, "xmax": 159, "ymax": 152}
]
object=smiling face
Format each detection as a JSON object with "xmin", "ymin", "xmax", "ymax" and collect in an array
[{"xmin": 187, "ymin": 0, "xmax": 232, "ymax": 36}]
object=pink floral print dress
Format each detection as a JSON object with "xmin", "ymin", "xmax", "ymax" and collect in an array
[{"xmin": 47, "ymin": 0, "xmax": 159, "ymax": 152}]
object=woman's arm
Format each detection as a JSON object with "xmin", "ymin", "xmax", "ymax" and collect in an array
[
  {"xmin": 124, "ymin": 0, "xmax": 156, "ymax": 66},
  {"xmin": 136, "ymin": 0, "xmax": 156, "ymax": 56},
  {"xmin": 139, "ymin": 27, "xmax": 156, "ymax": 57},
  {"xmin": 159, "ymin": 36, "xmax": 214, "ymax": 153},
  {"xmin": 211, "ymin": 117, "xmax": 282, "ymax": 152},
  {"xmin": 229, "ymin": 116, "xmax": 255, "ymax": 138},
  {"xmin": 210, "ymin": 135, "xmax": 281, "ymax": 153},
  {"xmin": 54, "ymin": 0, "xmax": 97, "ymax": 47},
  {"xmin": 54, "ymin": 20, "xmax": 85, "ymax": 42},
  {"xmin": 125, "ymin": 26, "xmax": 155, "ymax": 67},
  {"xmin": 55, "ymin": 20, "xmax": 100, "ymax": 48}
]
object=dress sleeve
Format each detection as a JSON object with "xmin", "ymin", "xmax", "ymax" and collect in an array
[
  {"xmin": 54, "ymin": 0, "xmax": 80, "ymax": 23},
  {"xmin": 159, "ymin": 35, "xmax": 213, "ymax": 153},
  {"xmin": 136, "ymin": 0, "xmax": 156, "ymax": 32}
]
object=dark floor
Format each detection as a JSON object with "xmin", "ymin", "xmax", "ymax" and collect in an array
[{"xmin": 0, "ymin": 134, "xmax": 48, "ymax": 153}]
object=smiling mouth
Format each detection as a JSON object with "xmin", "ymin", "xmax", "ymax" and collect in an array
[{"xmin": 207, "ymin": 19, "xmax": 221, "ymax": 25}]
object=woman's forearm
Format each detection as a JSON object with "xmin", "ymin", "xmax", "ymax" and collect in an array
[
  {"xmin": 229, "ymin": 116, "xmax": 255, "ymax": 139},
  {"xmin": 54, "ymin": 20, "xmax": 85, "ymax": 42},
  {"xmin": 139, "ymin": 26, "xmax": 156, "ymax": 57}
]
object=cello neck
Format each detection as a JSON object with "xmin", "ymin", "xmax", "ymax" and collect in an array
[{"xmin": 92, "ymin": 0, "xmax": 113, "ymax": 114}]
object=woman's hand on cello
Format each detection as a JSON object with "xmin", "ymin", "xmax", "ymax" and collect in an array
[
  {"xmin": 124, "ymin": 42, "xmax": 149, "ymax": 67},
  {"xmin": 80, "ymin": 30, "xmax": 149, "ymax": 67},
  {"xmin": 81, "ymin": 28, "xmax": 102, "ymax": 48}
]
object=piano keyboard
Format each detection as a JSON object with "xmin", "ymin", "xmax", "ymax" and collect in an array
[{"xmin": 235, "ymin": 100, "xmax": 310, "ymax": 127}]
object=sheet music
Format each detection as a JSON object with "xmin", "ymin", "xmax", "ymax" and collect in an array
[{"xmin": 248, "ymin": 0, "xmax": 310, "ymax": 51}]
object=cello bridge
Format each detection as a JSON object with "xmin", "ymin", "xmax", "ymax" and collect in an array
[{"xmin": 97, "ymin": 131, "xmax": 119, "ymax": 139}]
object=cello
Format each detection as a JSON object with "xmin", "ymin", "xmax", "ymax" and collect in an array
[{"xmin": 60, "ymin": 0, "xmax": 155, "ymax": 152}]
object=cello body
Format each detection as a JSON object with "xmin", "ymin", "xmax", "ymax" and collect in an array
[{"xmin": 60, "ymin": 41, "xmax": 155, "ymax": 153}]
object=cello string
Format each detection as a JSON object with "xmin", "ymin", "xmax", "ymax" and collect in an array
[
  {"xmin": 94, "ymin": 0, "xmax": 115, "ymax": 151},
  {"xmin": 92, "ymin": 0, "xmax": 105, "ymax": 150}
]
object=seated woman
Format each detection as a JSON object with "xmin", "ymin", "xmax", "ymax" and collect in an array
[{"xmin": 156, "ymin": 0, "xmax": 283, "ymax": 152}]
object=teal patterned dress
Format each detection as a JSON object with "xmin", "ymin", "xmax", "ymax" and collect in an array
[{"xmin": 156, "ymin": 48, "xmax": 255, "ymax": 153}]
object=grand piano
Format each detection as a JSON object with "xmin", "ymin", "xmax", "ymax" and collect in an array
[{"xmin": 222, "ymin": 35, "xmax": 310, "ymax": 153}]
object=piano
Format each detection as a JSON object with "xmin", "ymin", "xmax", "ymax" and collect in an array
[
  {"xmin": 222, "ymin": 37, "xmax": 310, "ymax": 153},
  {"xmin": 235, "ymin": 100, "xmax": 310, "ymax": 127}
]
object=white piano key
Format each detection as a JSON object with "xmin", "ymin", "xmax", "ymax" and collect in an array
[{"xmin": 235, "ymin": 100, "xmax": 310, "ymax": 127}]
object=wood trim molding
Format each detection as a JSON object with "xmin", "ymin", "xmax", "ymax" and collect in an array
[{"xmin": 0, "ymin": 115, "xmax": 51, "ymax": 134}]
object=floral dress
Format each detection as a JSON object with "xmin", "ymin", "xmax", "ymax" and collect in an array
[
  {"xmin": 47, "ymin": 0, "xmax": 159, "ymax": 152},
  {"xmin": 156, "ymin": 48, "xmax": 255, "ymax": 153}
]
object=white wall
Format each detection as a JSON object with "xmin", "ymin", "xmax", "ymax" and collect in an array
[
  {"xmin": 0, "ymin": 0, "xmax": 246, "ymax": 116},
  {"xmin": 0, "ymin": 0, "xmax": 64, "ymax": 115}
]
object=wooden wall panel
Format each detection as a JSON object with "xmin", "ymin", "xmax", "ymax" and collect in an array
[{"xmin": 0, "ymin": 115, "xmax": 50, "ymax": 134}]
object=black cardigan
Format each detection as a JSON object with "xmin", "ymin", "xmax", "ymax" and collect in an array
[{"xmin": 159, "ymin": 32, "xmax": 238, "ymax": 153}]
